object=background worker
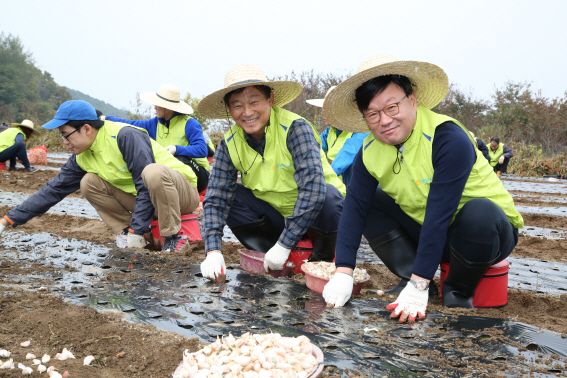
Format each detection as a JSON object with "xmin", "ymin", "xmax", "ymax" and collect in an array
[
  {"xmin": 320, "ymin": 54, "xmax": 523, "ymax": 322},
  {"xmin": 0, "ymin": 100, "xmax": 199, "ymax": 253},
  {"xmin": 470, "ymin": 131, "xmax": 490, "ymax": 163},
  {"xmin": 198, "ymin": 64, "xmax": 346, "ymax": 281},
  {"xmin": 488, "ymin": 137, "xmax": 514, "ymax": 177},
  {"xmin": 307, "ymin": 86, "xmax": 370, "ymax": 187},
  {"xmin": 105, "ymin": 84, "xmax": 210, "ymax": 192},
  {"xmin": 204, "ymin": 132, "xmax": 215, "ymax": 159},
  {"xmin": 0, "ymin": 119, "xmax": 39, "ymax": 173}
]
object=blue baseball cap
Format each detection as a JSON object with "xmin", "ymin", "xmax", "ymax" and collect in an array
[{"xmin": 42, "ymin": 100, "xmax": 98, "ymax": 129}]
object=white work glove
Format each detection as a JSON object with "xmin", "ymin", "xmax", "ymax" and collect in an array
[
  {"xmin": 263, "ymin": 242, "xmax": 291, "ymax": 272},
  {"xmin": 0, "ymin": 222, "xmax": 6, "ymax": 235},
  {"xmin": 322, "ymin": 273, "xmax": 354, "ymax": 308},
  {"xmin": 127, "ymin": 232, "xmax": 147, "ymax": 248},
  {"xmin": 386, "ymin": 281, "xmax": 428, "ymax": 323},
  {"xmin": 200, "ymin": 251, "xmax": 226, "ymax": 281},
  {"xmin": 498, "ymin": 155, "xmax": 505, "ymax": 165},
  {"xmin": 165, "ymin": 145, "xmax": 177, "ymax": 155}
]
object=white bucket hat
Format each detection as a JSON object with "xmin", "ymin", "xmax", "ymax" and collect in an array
[
  {"xmin": 11, "ymin": 119, "xmax": 39, "ymax": 136},
  {"xmin": 198, "ymin": 63, "xmax": 303, "ymax": 119},
  {"xmin": 322, "ymin": 54, "xmax": 449, "ymax": 133},
  {"xmin": 139, "ymin": 84, "xmax": 193, "ymax": 114},
  {"xmin": 306, "ymin": 86, "xmax": 337, "ymax": 108}
]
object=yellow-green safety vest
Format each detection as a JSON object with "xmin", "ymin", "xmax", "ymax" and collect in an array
[
  {"xmin": 76, "ymin": 121, "xmax": 197, "ymax": 194},
  {"xmin": 326, "ymin": 127, "xmax": 353, "ymax": 162},
  {"xmin": 488, "ymin": 142, "xmax": 504, "ymax": 167},
  {"xmin": 207, "ymin": 137, "xmax": 215, "ymax": 152},
  {"xmin": 155, "ymin": 114, "xmax": 210, "ymax": 172},
  {"xmin": 0, "ymin": 128, "xmax": 25, "ymax": 153},
  {"xmin": 362, "ymin": 106, "xmax": 523, "ymax": 229},
  {"xmin": 224, "ymin": 106, "xmax": 346, "ymax": 218}
]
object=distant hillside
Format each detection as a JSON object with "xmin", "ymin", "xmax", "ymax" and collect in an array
[{"xmin": 67, "ymin": 88, "xmax": 129, "ymax": 118}]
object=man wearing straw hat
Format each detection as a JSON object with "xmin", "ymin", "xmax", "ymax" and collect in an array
[
  {"xmin": 307, "ymin": 86, "xmax": 369, "ymax": 186},
  {"xmin": 321, "ymin": 54, "xmax": 523, "ymax": 321},
  {"xmin": 0, "ymin": 119, "xmax": 39, "ymax": 173},
  {"xmin": 105, "ymin": 84, "xmax": 210, "ymax": 192},
  {"xmin": 0, "ymin": 100, "xmax": 199, "ymax": 252},
  {"xmin": 198, "ymin": 64, "xmax": 346, "ymax": 281}
]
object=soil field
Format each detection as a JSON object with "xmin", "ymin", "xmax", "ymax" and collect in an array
[{"xmin": 1, "ymin": 169, "xmax": 567, "ymax": 376}]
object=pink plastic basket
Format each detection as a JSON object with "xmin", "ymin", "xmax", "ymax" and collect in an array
[
  {"xmin": 304, "ymin": 269, "xmax": 369, "ymax": 295},
  {"xmin": 239, "ymin": 249, "xmax": 293, "ymax": 278}
]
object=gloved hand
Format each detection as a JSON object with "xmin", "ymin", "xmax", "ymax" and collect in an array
[
  {"xmin": 322, "ymin": 272, "xmax": 354, "ymax": 308},
  {"xmin": 0, "ymin": 222, "xmax": 6, "ymax": 235},
  {"xmin": 498, "ymin": 155, "xmax": 505, "ymax": 165},
  {"xmin": 263, "ymin": 242, "xmax": 291, "ymax": 272},
  {"xmin": 127, "ymin": 232, "xmax": 147, "ymax": 248},
  {"xmin": 165, "ymin": 145, "xmax": 177, "ymax": 155},
  {"xmin": 386, "ymin": 281, "xmax": 428, "ymax": 323},
  {"xmin": 201, "ymin": 251, "xmax": 226, "ymax": 282}
]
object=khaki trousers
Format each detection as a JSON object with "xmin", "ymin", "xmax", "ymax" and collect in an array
[{"xmin": 80, "ymin": 163, "xmax": 199, "ymax": 236}]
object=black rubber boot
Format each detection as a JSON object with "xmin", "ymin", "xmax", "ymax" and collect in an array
[
  {"xmin": 368, "ymin": 228, "xmax": 438, "ymax": 297},
  {"xmin": 306, "ymin": 227, "xmax": 337, "ymax": 262},
  {"xmin": 229, "ymin": 216, "xmax": 280, "ymax": 253},
  {"xmin": 369, "ymin": 228, "xmax": 416, "ymax": 295},
  {"xmin": 442, "ymin": 246, "xmax": 500, "ymax": 308}
]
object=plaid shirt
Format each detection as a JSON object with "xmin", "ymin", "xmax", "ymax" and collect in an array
[{"xmin": 203, "ymin": 118, "xmax": 327, "ymax": 253}]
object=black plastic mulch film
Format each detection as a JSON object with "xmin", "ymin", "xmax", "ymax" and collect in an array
[{"xmin": 1, "ymin": 231, "xmax": 567, "ymax": 377}]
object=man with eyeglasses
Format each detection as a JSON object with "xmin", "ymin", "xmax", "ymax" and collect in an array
[
  {"xmin": 0, "ymin": 100, "xmax": 200, "ymax": 253},
  {"xmin": 320, "ymin": 55, "xmax": 523, "ymax": 321}
]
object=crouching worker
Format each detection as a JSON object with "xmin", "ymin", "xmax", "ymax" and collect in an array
[
  {"xmin": 105, "ymin": 84, "xmax": 210, "ymax": 192},
  {"xmin": 198, "ymin": 64, "xmax": 346, "ymax": 281},
  {"xmin": 320, "ymin": 55, "xmax": 523, "ymax": 321},
  {"xmin": 0, "ymin": 100, "xmax": 199, "ymax": 252},
  {"xmin": 488, "ymin": 137, "xmax": 514, "ymax": 177},
  {"xmin": 0, "ymin": 120, "xmax": 39, "ymax": 173}
]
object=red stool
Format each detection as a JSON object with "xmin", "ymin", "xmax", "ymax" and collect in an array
[
  {"xmin": 150, "ymin": 214, "xmax": 202, "ymax": 249},
  {"xmin": 0, "ymin": 162, "xmax": 6, "ymax": 171},
  {"xmin": 207, "ymin": 157, "xmax": 213, "ymax": 164},
  {"xmin": 439, "ymin": 259, "xmax": 509, "ymax": 307},
  {"xmin": 287, "ymin": 239, "xmax": 314, "ymax": 274},
  {"xmin": 199, "ymin": 188, "xmax": 207, "ymax": 203}
]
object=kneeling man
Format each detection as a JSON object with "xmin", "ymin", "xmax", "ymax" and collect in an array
[
  {"xmin": 198, "ymin": 64, "xmax": 346, "ymax": 280},
  {"xmin": 321, "ymin": 55, "xmax": 523, "ymax": 321},
  {"xmin": 0, "ymin": 100, "xmax": 199, "ymax": 252}
]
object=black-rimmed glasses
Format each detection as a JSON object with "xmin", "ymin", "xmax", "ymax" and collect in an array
[
  {"xmin": 60, "ymin": 126, "xmax": 82, "ymax": 142},
  {"xmin": 363, "ymin": 96, "xmax": 407, "ymax": 125}
]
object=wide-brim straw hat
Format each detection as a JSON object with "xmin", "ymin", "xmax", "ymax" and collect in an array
[
  {"xmin": 198, "ymin": 63, "xmax": 303, "ymax": 119},
  {"xmin": 11, "ymin": 119, "xmax": 40, "ymax": 135},
  {"xmin": 139, "ymin": 84, "xmax": 193, "ymax": 114},
  {"xmin": 306, "ymin": 86, "xmax": 337, "ymax": 108},
  {"xmin": 322, "ymin": 54, "xmax": 449, "ymax": 133}
]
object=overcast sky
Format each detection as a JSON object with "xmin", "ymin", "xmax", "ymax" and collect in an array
[{"xmin": 2, "ymin": 0, "xmax": 566, "ymax": 112}]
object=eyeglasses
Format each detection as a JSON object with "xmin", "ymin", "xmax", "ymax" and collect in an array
[
  {"xmin": 363, "ymin": 96, "xmax": 407, "ymax": 125},
  {"xmin": 60, "ymin": 127, "xmax": 82, "ymax": 142}
]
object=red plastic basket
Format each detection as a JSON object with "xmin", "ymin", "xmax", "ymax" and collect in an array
[
  {"xmin": 440, "ymin": 259, "xmax": 509, "ymax": 308},
  {"xmin": 0, "ymin": 161, "xmax": 6, "ymax": 171}
]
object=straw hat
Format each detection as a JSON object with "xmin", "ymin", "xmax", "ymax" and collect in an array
[
  {"xmin": 11, "ymin": 119, "xmax": 39, "ymax": 136},
  {"xmin": 198, "ymin": 63, "xmax": 303, "ymax": 119},
  {"xmin": 306, "ymin": 86, "xmax": 337, "ymax": 108},
  {"xmin": 139, "ymin": 84, "xmax": 193, "ymax": 114},
  {"xmin": 322, "ymin": 54, "xmax": 449, "ymax": 133}
]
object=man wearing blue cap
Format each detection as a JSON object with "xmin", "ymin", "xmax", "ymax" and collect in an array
[{"xmin": 0, "ymin": 100, "xmax": 200, "ymax": 252}]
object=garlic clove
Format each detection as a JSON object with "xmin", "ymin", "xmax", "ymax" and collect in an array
[
  {"xmin": 41, "ymin": 354, "xmax": 51, "ymax": 363},
  {"xmin": 20, "ymin": 340, "xmax": 31, "ymax": 348},
  {"xmin": 83, "ymin": 355, "xmax": 95, "ymax": 366},
  {"xmin": 37, "ymin": 364, "xmax": 47, "ymax": 373},
  {"xmin": 25, "ymin": 353, "xmax": 36, "ymax": 360},
  {"xmin": 0, "ymin": 350, "xmax": 10, "ymax": 358},
  {"xmin": 32, "ymin": 359, "xmax": 41, "ymax": 365}
]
